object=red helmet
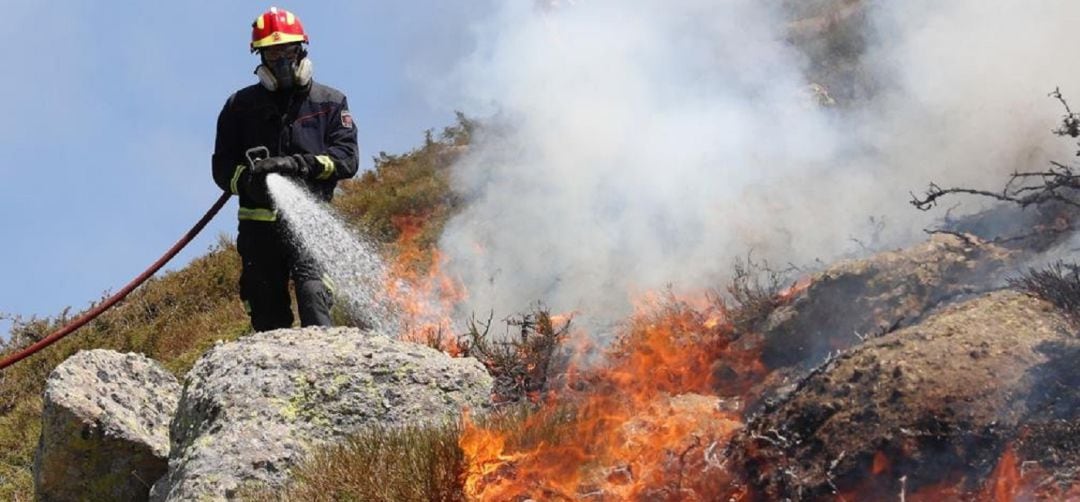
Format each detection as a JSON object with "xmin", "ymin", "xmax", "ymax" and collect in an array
[{"xmin": 250, "ymin": 7, "xmax": 308, "ymax": 53}]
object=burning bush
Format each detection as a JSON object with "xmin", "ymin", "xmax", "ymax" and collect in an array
[
  {"xmin": 457, "ymin": 308, "xmax": 573, "ymax": 405},
  {"xmin": 457, "ymin": 291, "xmax": 766, "ymax": 501}
]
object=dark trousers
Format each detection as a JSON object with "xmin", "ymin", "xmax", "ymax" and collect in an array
[{"xmin": 237, "ymin": 220, "xmax": 333, "ymax": 332}]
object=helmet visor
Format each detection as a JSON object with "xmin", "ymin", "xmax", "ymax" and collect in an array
[{"xmin": 260, "ymin": 43, "xmax": 302, "ymax": 63}]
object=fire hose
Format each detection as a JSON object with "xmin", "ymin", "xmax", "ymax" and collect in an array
[{"xmin": 0, "ymin": 191, "xmax": 232, "ymax": 371}]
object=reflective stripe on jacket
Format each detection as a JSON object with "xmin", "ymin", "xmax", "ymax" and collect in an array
[{"xmin": 211, "ymin": 81, "xmax": 359, "ymax": 221}]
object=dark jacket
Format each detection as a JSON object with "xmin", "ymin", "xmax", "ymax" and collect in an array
[{"xmin": 212, "ymin": 81, "xmax": 359, "ymax": 221}]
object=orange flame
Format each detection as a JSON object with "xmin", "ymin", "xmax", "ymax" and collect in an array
[
  {"xmin": 777, "ymin": 275, "xmax": 812, "ymax": 304},
  {"xmin": 384, "ymin": 214, "xmax": 467, "ymax": 353},
  {"xmin": 460, "ymin": 291, "xmax": 766, "ymax": 500},
  {"xmin": 984, "ymin": 445, "xmax": 1020, "ymax": 502},
  {"xmin": 871, "ymin": 451, "xmax": 890, "ymax": 476},
  {"xmin": 898, "ymin": 443, "xmax": 1078, "ymax": 502}
]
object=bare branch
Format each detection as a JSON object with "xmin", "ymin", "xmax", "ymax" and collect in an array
[
  {"xmin": 1050, "ymin": 87, "xmax": 1080, "ymax": 138},
  {"xmin": 911, "ymin": 89, "xmax": 1080, "ymax": 214},
  {"xmin": 911, "ymin": 169, "xmax": 1080, "ymax": 211}
]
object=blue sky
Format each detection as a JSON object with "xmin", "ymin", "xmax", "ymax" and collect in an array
[{"xmin": 0, "ymin": 2, "xmax": 493, "ymax": 336}]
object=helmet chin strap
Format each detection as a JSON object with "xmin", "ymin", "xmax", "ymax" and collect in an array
[{"xmin": 255, "ymin": 55, "xmax": 313, "ymax": 92}]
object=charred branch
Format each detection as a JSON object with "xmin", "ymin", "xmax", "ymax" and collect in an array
[
  {"xmin": 990, "ymin": 223, "xmax": 1075, "ymax": 245},
  {"xmin": 911, "ymin": 90, "xmax": 1080, "ymax": 216},
  {"xmin": 923, "ymin": 229, "xmax": 976, "ymax": 247},
  {"xmin": 1050, "ymin": 87, "xmax": 1080, "ymax": 138},
  {"xmin": 910, "ymin": 172, "xmax": 1080, "ymax": 212}
]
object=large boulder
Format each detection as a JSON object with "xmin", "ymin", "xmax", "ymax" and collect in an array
[
  {"xmin": 34, "ymin": 350, "xmax": 180, "ymax": 502},
  {"xmin": 760, "ymin": 233, "xmax": 1015, "ymax": 369},
  {"xmin": 151, "ymin": 327, "xmax": 493, "ymax": 501},
  {"xmin": 733, "ymin": 290, "xmax": 1080, "ymax": 499}
]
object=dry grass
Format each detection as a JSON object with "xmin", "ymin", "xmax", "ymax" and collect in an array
[
  {"xmin": 238, "ymin": 403, "xmax": 579, "ymax": 502},
  {"xmin": 239, "ymin": 422, "xmax": 469, "ymax": 502}
]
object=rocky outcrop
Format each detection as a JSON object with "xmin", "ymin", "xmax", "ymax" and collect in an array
[
  {"xmin": 760, "ymin": 233, "xmax": 1016, "ymax": 369},
  {"xmin": 34, "ymin": 350, "xmax": 180, "ymax": 502},
  {"xmin": 733, "ymin": 290, "xmax": 1080, "ymax": 499},
  {"xmin": 150, "ymin": 327, "xmax": 493, "ymax": 501}
]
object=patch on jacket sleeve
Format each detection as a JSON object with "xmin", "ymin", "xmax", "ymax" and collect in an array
[{"xmin": 340, "ymin": 110, "xmax": 354, "ymax": 129}]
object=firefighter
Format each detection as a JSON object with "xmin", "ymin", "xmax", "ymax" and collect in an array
[{"xmin": 211, "ymin": 7, "xmax": 359, "ymax": 332}]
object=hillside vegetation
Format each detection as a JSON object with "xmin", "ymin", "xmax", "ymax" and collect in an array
[{"xmin": 0, "ymin": 116, "xmax": 473, "ymax": 499}]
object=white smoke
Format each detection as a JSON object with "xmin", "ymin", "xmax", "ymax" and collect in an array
[{"xmin": 436, "ymin": 0, "xmax": 1080, "ymax": 325}]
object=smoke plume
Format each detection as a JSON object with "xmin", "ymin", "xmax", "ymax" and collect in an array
[{"xmin": 436, "ymin": 0, "xmax": 1080, "ymax": 327}]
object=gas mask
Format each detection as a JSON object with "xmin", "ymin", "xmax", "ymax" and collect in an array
[{"xmin": 255, "ymin": 44, "xmax": 313, "ymax": 92}]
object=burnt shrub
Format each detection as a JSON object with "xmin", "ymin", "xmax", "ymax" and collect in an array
[
  {"xmin": 458, "ymin": 308, "xmax": 573, "ymax": 405},
  {"xmin": 1010, "ymin": 261, "xmax": 1080, "ymax": 322},
  {"xmin": 727, "ymin": 255, "xmax": 789, "ymax": 334}
]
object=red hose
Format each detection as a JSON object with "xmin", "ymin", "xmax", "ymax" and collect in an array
[{"xmin": 0, "ymin": 192, "xmax": 232, "ymax": 371}]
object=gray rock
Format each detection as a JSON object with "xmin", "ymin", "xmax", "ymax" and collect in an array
[
  {"xmin": 34, "ymin": 349, "xmax": 180, "ymax": 502},
  {"xmin": 152, "ymin": 327, "xmax": 493, "ymax": 501}
]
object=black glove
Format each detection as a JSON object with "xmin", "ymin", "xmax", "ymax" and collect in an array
[
  {"xmin": 252, "ymin": 155, "xmax": 308, "ymax": 178},
  {"xmin": 238, "ymin": 171, "xmax": 271, "ymax": 207}
]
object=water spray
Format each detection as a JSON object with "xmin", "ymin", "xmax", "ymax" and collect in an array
[{"xmin": 265, "ymin": 174, "xmax": 403, "ymax": 334}]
